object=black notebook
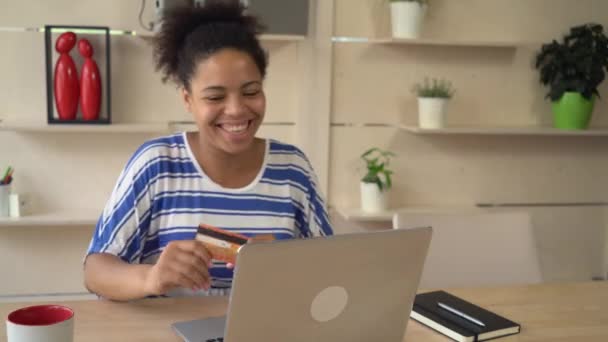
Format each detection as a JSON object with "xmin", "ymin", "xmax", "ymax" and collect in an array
[{"xmin": 410, "ymin": 291, "xmax": 520, "ymax": 342}]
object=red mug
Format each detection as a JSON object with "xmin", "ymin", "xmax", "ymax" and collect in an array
[{"xmin": 6, "ymin": 305, "xmax": 74, "ymax": 342}]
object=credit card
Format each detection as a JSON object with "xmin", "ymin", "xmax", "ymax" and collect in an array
[{"xmin": 195, "ymin": 223, "xmax": 249, "ymax": 263}]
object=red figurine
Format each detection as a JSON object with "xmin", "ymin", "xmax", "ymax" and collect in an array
[
  {"xmin": 78, "ymin": 39, "xmax": 101, "ymax": 121},
  {"xmin": 54, "ymin": 32, "xmax": 79, "ymax": 120}
]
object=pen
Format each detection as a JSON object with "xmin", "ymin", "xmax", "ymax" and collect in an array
[
  {"xmin": 1, "ymin": 166, "xmax": 11, "ymax": 184},
  {"xmin": 438, "ymin": 302, "xmax": 486, "ymax": 327},
  {"xmin": 5, "ymin": 168, "xmax": 13, "ymax": 184}
]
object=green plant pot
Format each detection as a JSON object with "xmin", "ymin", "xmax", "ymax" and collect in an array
[{"xmin": 551, "ymin": 92, "xmax": 596, "ymax": 130}]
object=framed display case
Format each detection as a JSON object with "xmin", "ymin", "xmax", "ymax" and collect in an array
[{"xmin": 44, "ymin": 25, "xmax": 111, "ymax": 124}]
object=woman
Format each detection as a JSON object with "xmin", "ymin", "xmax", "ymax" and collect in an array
[{"xmin": 84, "ymin": 0, "xmax": 333, "ymax": 301}]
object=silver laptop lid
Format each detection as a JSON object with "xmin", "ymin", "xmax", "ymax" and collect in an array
[{"xmin": 225, "ymin": 227, "xmax": 432, "ymax": 342}]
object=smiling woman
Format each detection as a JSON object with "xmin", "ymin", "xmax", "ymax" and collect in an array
[
  {"xmin": 82, "ymin": 0, "xmax": 333, "ymax": 302},
  {"xmin": 185, "ymin": 48, "xmax": 266, "ymax": 163}
]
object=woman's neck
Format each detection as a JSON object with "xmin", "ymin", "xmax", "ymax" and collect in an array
[{"xmin": 188, "ymin": 132, "xmax": 265, "ymax": 189}]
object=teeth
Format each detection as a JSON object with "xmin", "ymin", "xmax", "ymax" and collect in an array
[{"xmin": 222, "ymin": 123, "xmax": 248, "ymax": 133}]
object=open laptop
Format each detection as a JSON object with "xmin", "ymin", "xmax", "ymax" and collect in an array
[{"xmin": 172, "ymin": 226, "xmax": 432, "ymax": 342}]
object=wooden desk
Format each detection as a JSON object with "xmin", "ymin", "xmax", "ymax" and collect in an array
[{"xmin": 1, "ymin": 281, "xmax": 607, "ymax": 341}]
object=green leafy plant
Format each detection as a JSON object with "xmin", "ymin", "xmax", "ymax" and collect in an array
[
  {"xmin": 412, "ymin": 77, "xmax": 455, "ymax": 98},
  {"xmin": 360, "ymin": 148, "xmax": 395, "ymax": 191},
  {"xmin": 535, "ymin": 23, "xmax": 608, "ymax": 101},
  {"xmin": 389, "ymin": 0, "xmax": 428, "ymax": 4}
]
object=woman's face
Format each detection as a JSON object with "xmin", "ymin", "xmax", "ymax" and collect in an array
[{"xmin": 183, "ymin": 48, "xmax": 266, "ymax": 155}]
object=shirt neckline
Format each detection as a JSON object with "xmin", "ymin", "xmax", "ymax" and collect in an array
[{"xmin": 182, "ymin": 132, "xmax": 269, "ymax": 193}]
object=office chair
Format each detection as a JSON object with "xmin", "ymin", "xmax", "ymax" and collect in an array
[{"xmin": 393, "ymin": 210, "xmax": 542, "ymax": 288}]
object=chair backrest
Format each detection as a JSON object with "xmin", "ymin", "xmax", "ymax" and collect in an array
[{"xmin": 393, "ymin": 210, "xmax": 542, "ymax": 288}]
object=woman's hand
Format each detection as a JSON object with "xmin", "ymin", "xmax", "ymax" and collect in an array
[
  {"xmin": 143, "ymin": 240, "xmax": 213, "ymax": 296},
  {"xmin": 226, "ymin": 236, "xmax": 270, "ymax": 269}
]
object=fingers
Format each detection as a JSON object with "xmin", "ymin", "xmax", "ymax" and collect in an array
[
  {"xmin": 174, "ymin": 253, "xmax": 211, "ymax": 289},
  {"xmin": 172, "ymin": 273, "xmax": 200, "ymax": 291},
  {"xmin": 155, "ymin": 263, "xmax": 211, "ymax": 294},
  {"xmin": 177, "ymin": 240, "xmax": 213, "ymax": 265},
  {"xmin": 152, "ymin": 241, "xmax": 215, "ymax": 293}
]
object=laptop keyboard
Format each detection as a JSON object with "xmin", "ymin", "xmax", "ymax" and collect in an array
[{"xmin": 205, "ymin": 338, "xmax": 223, "ymax": 342}]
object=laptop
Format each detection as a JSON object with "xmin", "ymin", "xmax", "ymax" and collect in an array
[{"xmin": 172, "ymin": 226, "xmax": 432, "ymax": 342}]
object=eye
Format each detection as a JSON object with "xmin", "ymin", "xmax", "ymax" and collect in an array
[
  {"xmin": 243, "ymin": 90, "xmax": 260, "ymax": 97},
  {"xmin": 205, "ymin": 96, "xmax": 224, "ymax": 102}
]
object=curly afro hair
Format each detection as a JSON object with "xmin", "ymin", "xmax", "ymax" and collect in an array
[{"xmin": 153, "ymin": 0, "xmax": 268, "ymax": 90}]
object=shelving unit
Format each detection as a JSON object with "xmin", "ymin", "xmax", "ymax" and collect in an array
[
  {"xmin": 0, "ymin": 27, "xmax": 306, "ymax": 42},
  {"xmin": 257, "ymin": 34, "xmax": 306, "ymax": 42},
  {"xmin": 0, "ymin": 121, "xmax": 169, "ymax": 133},
  {"xmin": 0, "ymin": 120, "xmax": 299, "ymax": 134},
  {"xmin": 400, "ymin": 125, "xmax": 608, "ymax": 136},
  {"xmin": 0, "ymin": 26, "xmax": 136, "ymax": 36},
  {"xmin": 336, "ymin": 206, "xmax": 482, "ymax": 222},
  {"xmin": 331, "ymin": 36, "xmax": 533, "ymax": 48},
  {"xmin": 331, "ymin": 123, "xmax": 608, "ymax": 137},
  {"xmin": 136, "ymin": 32, "xmax": 305, "ymax": 42},
  {"xmin": 335, "ymin": 208, "xmax": 398, "ymax": 222},
  {"xmin": 0, "ymin": 212, "xmax": 98, "ymax": 227},
  {"xmin": 0, "ymin": 25, "xmax": 304, "ymax": 135}
]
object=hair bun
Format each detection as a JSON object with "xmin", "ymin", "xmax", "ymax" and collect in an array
[
  {"xmin": 192, "ymin": 0, "xmax": 248, "ymax": 25},
  {"xmin": 163, "ymin": 0, "xmax": 263, "ymax": 37},
  {"xmin": 154, "ymin": 0, "xmax": 267, "ymax": 86}
]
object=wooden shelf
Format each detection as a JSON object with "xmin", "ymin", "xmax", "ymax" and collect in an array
[
  {"xmin": 0, "ymin": 121, "xmax": 169, "ymax": 133},
  {"xmin": 335, "ymin": 206, "xmax": 482, "ymax": 222},
  {"xmin": 335, "ymin": 208, "xmax": 398, "ymax": 222},
  {"xmin": 0, "ymin": 27, "xmax": 306, "ymax": 42},
  {"xmin": 331, "ymin": 36, "xmax": 532, "ymax": 48},
  {"xmin": 137, "ymin": 32, "xmax": 305, "ymax": 42},
  {"xmin": 400, "ymin": 125, "xmax": 608, "ymax": 136},
  {"xmin": 258, "ymin": 34, "xmax": 306, "ymax": 41},
  {"xmin": 0, "ymin": 212, "xmax": 98, "ymax": 227}
]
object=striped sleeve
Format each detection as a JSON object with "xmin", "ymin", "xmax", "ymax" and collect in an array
[
  {"xmin": 86, "ymin": 147, "xmax": 152, "ymax": 263},
  {"xmin": 290, "ymin": 148, "xmax": 333, "ymax": 238},
  {"xmin": 305, "ymin": 166, "xmax": 333, "ymax": 237}
]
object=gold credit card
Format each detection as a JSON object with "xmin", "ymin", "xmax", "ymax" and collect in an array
[
  {"xmin": 195, "ymin": 224, "xmax": 248, "ymax": 264},
  {"xmin": 195, "ymin": 224, "xmax": 278, "ymax": 264}
]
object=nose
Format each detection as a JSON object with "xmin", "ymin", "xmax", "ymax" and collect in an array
[{"xmin": 224, "ymin": 94, "xmax": 247, "ymax": 116}]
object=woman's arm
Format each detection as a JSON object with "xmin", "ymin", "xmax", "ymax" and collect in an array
[
  {"xmin": 84, "ymin": 253, "xmax": 152, "ymax": 301},
  {"xmin": 84, "ymin": 240, "xmax": 213, "ymax": 301}
]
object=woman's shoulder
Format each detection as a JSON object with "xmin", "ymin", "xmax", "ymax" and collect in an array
[
  {"xmin": 266, "ymin": 139, "xmax": 315, "ymax": 174},
  {"xmin": 137, "ymin": 132, "xmax": 187, "ymax": 152},
  {"xmin": 133, "ymin": 133, "xmax": 187, "ymax": 156},
  {"xmin": 125, "ymin": 133, "xmax": 189, "ymax": 170},
  {"xmin": 267, "ymin": 139, "xmax": 309, "ymax": 161}
]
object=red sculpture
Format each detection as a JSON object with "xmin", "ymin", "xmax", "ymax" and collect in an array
[
  {"xmin": 78, "ymin": 39, "xmax": 102, "ymax": 121},
  {"xmin": 54, "ymin": 32, "xmax": 79, "ymax": 120}
]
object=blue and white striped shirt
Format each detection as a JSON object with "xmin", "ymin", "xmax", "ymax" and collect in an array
[{"xmin": 87, "ymin": 132, "xmax": 333, "ymax": 293}]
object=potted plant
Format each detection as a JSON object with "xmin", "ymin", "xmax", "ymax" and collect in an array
[
  {"xmin": 535, "ymin": 23, "xmax": 608, "ymax": 130},
  {"xmin": 360, "ymin": 148, "xmax": 395, "ymax": 213},
  {"xmin": 389, "ymin": 0, "xmax": 428, "ymax": 39},
  {"xmin": 412, "ymin": 77, "xmax": 455, "ymax": 129}
]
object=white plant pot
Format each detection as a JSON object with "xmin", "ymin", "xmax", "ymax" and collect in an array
[
  {"xmin": 418, "ymin": 97, "xmax": 448, "ymax": 129},
  {"xmin": 360, "ymin": 182, "xmax": 388, "ymax": 213},
  {"xmin": 390, "ymin": 2, "xmax": 427, "ymax": 39}
]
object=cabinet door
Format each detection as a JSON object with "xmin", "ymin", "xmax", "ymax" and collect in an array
[
  {"xmin": 194, "ymin": 0, "xmax": 309, "ymax": 35},
  {"xmin": 247, "ymin": 0, "xmax": 309, "ymax": 35}
]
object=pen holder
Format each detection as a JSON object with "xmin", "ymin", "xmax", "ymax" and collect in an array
[{"xmin": 0, "ymin": 184, "xmax": 10, "ymax": 217}]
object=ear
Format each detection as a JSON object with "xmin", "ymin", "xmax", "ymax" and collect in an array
[{"xmin": 181, "ymin": 87, "xmax": 193, "ymax": 113}]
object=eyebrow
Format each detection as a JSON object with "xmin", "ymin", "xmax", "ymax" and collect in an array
[
  {"xmin": 241, "ymin": 81, "xmax": 262, "ymax": 88},
  {"xmin": 201, "ymin": 86, "xmax": 225, "ymax": 93},
  {"xmin": 200, "ymin": 81, "xmax": 262, "ymax": 94}
]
